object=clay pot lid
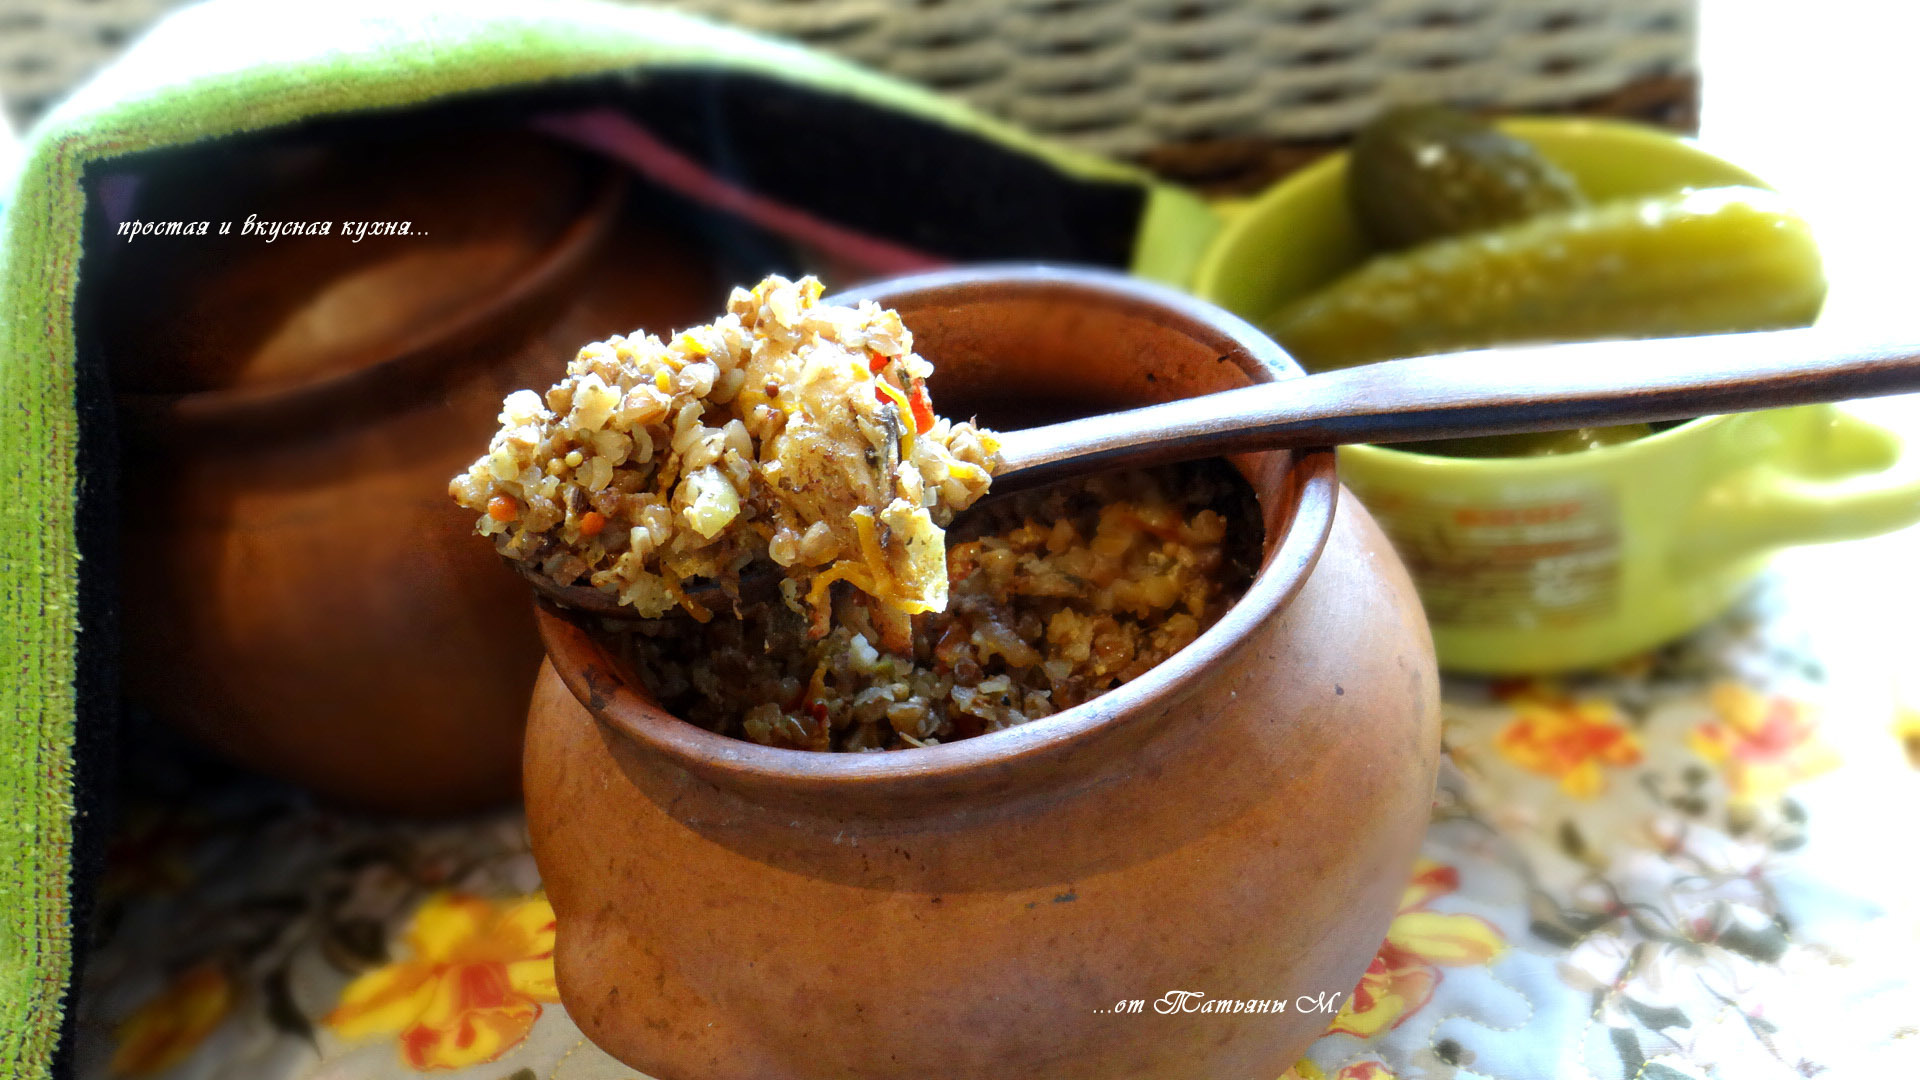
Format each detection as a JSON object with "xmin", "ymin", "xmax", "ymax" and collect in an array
[
  {"xmin": 104, "ymin": 128, "xmax": 624, "ymax": 437},
  {"xmin": 537, "ymin": 266, "xmax": 1340, "ymax": 816}
]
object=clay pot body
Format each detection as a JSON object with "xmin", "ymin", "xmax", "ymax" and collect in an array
[
  {"xmin": 110, "ymin": 131, "xmax": 720, "ymax": 812},
  {"xmin": 523, "ymin": 268, "xmax": 1440, "ymax": 1077},
  {"xmin": 121, "ymin": 365, "xmax": 547, "ymax": 812}
]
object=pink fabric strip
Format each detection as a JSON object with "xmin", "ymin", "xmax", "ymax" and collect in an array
[{"xmin": 534, "ymin": 108, "xmax": 948, "ymax": 276}]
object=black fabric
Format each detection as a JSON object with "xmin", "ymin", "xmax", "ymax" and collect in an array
[
  {"xmin": 86, "ymin": 68, "xmax": 1149, "ymax": 271},
  {"xmin": 613, "ymin": 68, "xmax": 1146, "ymax": 266}
]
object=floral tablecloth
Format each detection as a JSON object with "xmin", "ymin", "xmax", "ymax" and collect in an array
[{"xmin": 71, "ymin": 532, "xmax": 1920, "ymax": 1080}]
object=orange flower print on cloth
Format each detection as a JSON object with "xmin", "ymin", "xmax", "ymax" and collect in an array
[
  {"xmin": 111, "ymin": 962, "xmax": 235, "ymax": 1076},
  {"xmin": 1282, "ymin": 1058, "xmax": 1397, "ymax": 1079},
  {"xmin": 1494, "ymin": 687, "xmax": 1642, "ymax": 797},
  {"xmin": 325, "ymin": 893, "xmax": 560, "ymax": 1071},
  {"xmin": 1689, "ymin": 682, "xmax": 1839, "ymax": 803},
  {"xmin": 1328, "ymin": 861, "xmax": 1506, "ymax": 1040}
]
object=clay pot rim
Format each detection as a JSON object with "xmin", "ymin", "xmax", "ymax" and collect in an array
[
  {"xmin": 117, "ymin": 160, "xmax": 627, "ymax": 442},
  {"xmin": 537, "ymin": 265, "xmax": 1340, "ymax": 806}
]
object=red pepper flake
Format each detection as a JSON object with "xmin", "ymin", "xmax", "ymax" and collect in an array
[
  {"xmin": 907, "ymin": 378, "xmax": 935, "ymax": 435},
  {"xmin": 807, "ymin": 701, "xmax": 829, "ymax": 722},
  {"xmin": 868, "ymin": 349, "xmax": 890, "ymax": 374},
  {"xmin": 578, "ymin": 511, "xmax": 607, "ymax": 537},
  {"xmin": 486, "ymin": 495, "xmax": 518, "ymax": 523}
]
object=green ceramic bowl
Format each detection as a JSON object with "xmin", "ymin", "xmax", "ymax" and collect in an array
[{"xmin": 1191, "ymin": 118, "xmax": 1920, "ymax": 674}]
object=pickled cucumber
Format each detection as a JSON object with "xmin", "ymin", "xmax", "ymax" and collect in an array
[
  {"xmin": 1268, "ymin": 185, "xmax": 1827, "ymax": 373},
  {"xmin": 1348, "ymin": 106, "xmax": 1584, "ymax": 251}
]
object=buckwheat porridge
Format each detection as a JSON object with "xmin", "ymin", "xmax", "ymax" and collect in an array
[{"xmin": 455, "ymin": 275, "xmax": 1258, "ymax": 750}]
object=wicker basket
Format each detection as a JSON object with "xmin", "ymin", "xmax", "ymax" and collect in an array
[
  {"xmin": 663, "ymin": 0, "xmax": 1697, "ymax": 190},
  {"xmin": 1, "ymin": 0, "xmax": 1696, "ymax": 191}
]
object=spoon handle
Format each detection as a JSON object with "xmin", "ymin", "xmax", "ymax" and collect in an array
[{"xmin": 992, "ymin": 328, "xmax": 1920, "ymax": 491}]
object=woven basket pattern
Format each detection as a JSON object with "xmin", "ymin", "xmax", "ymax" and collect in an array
[
  {"xmin": 658, "ymin": 0, "xmax": 1695, "ymax": 159},
  {"xmin": 0, "ymin": 0, "xmax": 176, "ymax": 123},
  {"xmin": 2, "ymin": 0, "xmax": 1696, "ymax": 186}
]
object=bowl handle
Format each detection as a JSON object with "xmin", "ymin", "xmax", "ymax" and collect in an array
[
  {"xmin": 1132, "ymin": 190, "xmax": 1226, "ymax": 288},
  {"xmin": 1681, "ymin": 405, "xmax": 1920, "ymax": 566}
]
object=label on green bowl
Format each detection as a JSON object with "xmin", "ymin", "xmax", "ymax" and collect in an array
[{"xmin": 1364, "ymin": 485, "xmax": 1621, "ymax": 628}]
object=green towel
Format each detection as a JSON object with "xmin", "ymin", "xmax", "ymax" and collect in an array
[{"xmin": 0, "ymin": 1, "xmax": 1215, "ymax": 1074}]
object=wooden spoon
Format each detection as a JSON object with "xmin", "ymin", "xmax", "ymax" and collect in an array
[{"xmin": 521, "ymin": 326, "xmax": 1920, "ymax": 617}]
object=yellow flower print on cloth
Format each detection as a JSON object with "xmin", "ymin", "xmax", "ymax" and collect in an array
[
  {"xmin": 1897, "ymin": 702, "xmax": 1920, "ymax": 769},
  {"xmin": 1282, "ymin": 1060, "xmax": 1397, "ymax": 1079},
  {"xmin": 325, "ymin": 893, "xmax": 560, "ymax": 1071},
  {"xmin": 111, "ymin": 962, "xmax": 235, "ymax": 1076},
  {"xmin": 1689, "ymin": 682, "xmax": 1839, "ymax": 803},
  {"xmin": 1328, "ymin": 860, "xmax": 1506, "ymax": 1040},
  {"xmin": 1493, "ymin": 688, "xmax": 1642, "ymax": 798}
]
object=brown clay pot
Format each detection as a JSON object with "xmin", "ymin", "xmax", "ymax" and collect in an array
[
  {"xmin": 523, "ymin": 267, "xmax": 1441, "ymax": 1078},
  {"xmin": 110, "ymin": 130, "xmax": 722, "ymax": 812}
]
